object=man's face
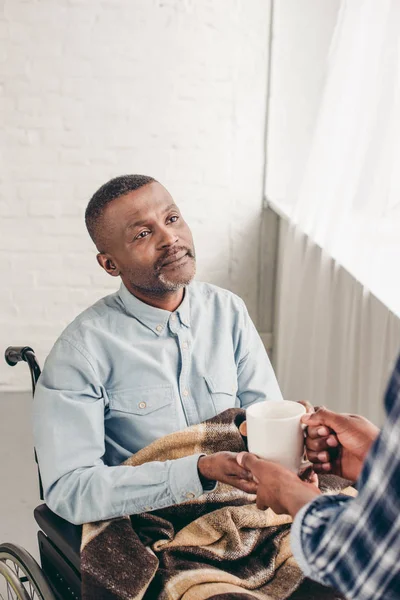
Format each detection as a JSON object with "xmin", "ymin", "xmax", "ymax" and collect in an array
[{"xmin": 98, "ymin": 182, "xmax": 196, "ymax": 296}]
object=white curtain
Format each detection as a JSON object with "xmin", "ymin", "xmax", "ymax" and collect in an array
[{"xmin": 274, "ymin": 0, "xmax": 400, "ymax": 424}]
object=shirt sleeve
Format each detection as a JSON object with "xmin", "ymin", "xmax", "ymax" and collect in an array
[
  {"xmin": 235, "ymin": 300, "xmax": 283, "ymax": 408},
  {"xmin": 290, "ymin": 378, "xmax": 400, "ymax": 600},
  {"xmin": 33, "ymin": 338, "xmax": 208, "ymax": 525}
]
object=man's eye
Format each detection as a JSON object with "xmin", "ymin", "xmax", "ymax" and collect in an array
[
  {"xmin": 136, "ymin": 230, "xmax": 150, "ymax": 240},
  {"xmin": 168, "ymin": 215, "xmax": 179, "ymax": 223}
]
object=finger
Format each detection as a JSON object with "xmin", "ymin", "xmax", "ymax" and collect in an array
[
  {"xmin": 235, "ymin": 479, "xmax": 258, "ymax": 494},
  {"xmin": 306, "ymin": 425, "xmax": 331, "ymax": 439},
  {"xmin": 229, "ymin": 464, "xmax": 253, "ymax": 480},
  {"xmin": 312, "ymin": 462, "xmax": 332, "ymax": 473},
  {"xmin": 237, "ymin": 452, "xmax": 261, "ymax": 473},
  {"xmin": 306, "ymin": 449, "xmax": 332, "ymax": 464},
  {"xmin": 306, "ymin": 436, "xmax": 339, "ymax": 455},
  {"xmin": 326, "ymin": 435, "xmax": 339, "ymax": 447},
  {"xmin": 239, "ymin": 421, "xmax": 247, "ymax": 437},
  {"xmin": 298, "ymin": 400, "xmax": 314, "ymax": 414},
  {"xmin": 301, "ymin": 407, "xmax": 347, "ymax": 433},
  {"xmin": 305, "ymin": 436, "xmax": 333, "ymax": 452}
]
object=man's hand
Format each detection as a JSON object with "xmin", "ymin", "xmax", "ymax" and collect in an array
[
  {"xmin": 302, "ymin": 408, "xmax": 380, "ymax": 482},
  {"xmin": 198, "ymin": 452, "xmax": 258, "ymax": 494},
  {"xmin": 236, "ymin": 453, "xmax": 320, "ymax": 516}
]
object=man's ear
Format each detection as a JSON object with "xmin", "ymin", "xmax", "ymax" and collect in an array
[{"xmin": 96, "ymin": 253, "xmax": 121, "ymax": 277}]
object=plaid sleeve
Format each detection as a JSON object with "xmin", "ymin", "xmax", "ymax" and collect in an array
[{"xmin": 291, "ymin": 355, "xmax": 400, "ymax": 600}]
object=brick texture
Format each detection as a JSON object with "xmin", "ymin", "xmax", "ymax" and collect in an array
[{"xmin": 0, "ymin": 0, "xmax": 270, "ymax": 391}]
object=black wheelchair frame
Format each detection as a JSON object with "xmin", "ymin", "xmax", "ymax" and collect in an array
[{"xmin": 2, "ymin": 346, "xmax": 82, "ymax": 600}]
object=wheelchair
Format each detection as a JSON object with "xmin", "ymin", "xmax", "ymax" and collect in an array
[
  {"xmin": 1, "ymin": 346, "xmax": 82, "ymax": 600},
  {"xmin": 1, "ymin": 347, "xmax": 343, "ymax": 600}
]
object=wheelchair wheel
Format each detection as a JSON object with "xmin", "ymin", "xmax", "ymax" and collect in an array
[{"xmin": 0, "ymin": 543, "xmax": 56, "ymax": 600}]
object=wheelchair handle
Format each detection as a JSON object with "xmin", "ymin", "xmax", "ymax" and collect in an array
[
  {"xmin": 4, "ymin": 345, "xmax": 41, "ymax": 395},
  {"xmin": 4, "ymin": 345, "xmax": 44, "ymax": 500},
  {"xmin": 5, "ymin": 346, "xmax": 35, "ymax": 366}
]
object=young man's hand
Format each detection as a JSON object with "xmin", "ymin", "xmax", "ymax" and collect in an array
[
  {"xmin": 236, "ymin": 453, "xmax": 320, "ymax": 516},
  {"xmin": 198, "ymin": 452, "xmax": 258, "ymax": 494},
  {"xmin": 302, "ymin": 408, "xmax": 380, "ymax": 482}
]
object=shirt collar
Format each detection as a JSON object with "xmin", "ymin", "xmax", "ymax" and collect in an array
[
  {"xmin": 176, "ymin": 286, "xmax": 191, "ymax": 327},
  {"xmin": 118, "ymin": 282, "xmax": 191, "ymax": 335}
]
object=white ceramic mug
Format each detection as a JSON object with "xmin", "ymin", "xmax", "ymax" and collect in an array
[{"xmin": 246, "ymin": 400, "xmax": 306, "ymax": 472}]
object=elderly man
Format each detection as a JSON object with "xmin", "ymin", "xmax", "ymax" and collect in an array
[{"xmin": 33, "ymin": 174, "xmax": 282, "ymax": 525}]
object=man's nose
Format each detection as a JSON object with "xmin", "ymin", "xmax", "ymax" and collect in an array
[{"xmin": 158, "ymin": 226, "xmax": 178, "ymax": 248}]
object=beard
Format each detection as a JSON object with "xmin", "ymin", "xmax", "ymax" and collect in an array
[
  {"xmin": 157, "ymin": 263, "xmax": 195, "ymax": 292},
  {"xmin": 125, "ymin": 247, "xmax": 196, "ymax": 298}
]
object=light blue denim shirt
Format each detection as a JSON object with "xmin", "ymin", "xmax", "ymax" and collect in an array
[{"xmin": 33, "ymin": 281, "xmax": 282, "ymax": 524}]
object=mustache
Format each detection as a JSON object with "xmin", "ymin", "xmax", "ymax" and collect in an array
[{"xmin": 155, "ymin": 246, "xmax": 195, "ymax": 271}]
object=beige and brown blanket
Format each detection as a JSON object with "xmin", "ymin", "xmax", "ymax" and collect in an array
[{"xmin": 81, "ymin": 408, "xmax": 354, "ymax": 600}]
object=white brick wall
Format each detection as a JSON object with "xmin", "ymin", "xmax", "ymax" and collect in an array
[{"xmin": 0, "ymin": 0, "xmax": 271, "ymax": 391}]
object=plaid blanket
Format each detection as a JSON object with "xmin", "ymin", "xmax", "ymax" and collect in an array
[{"xmin": 81, "ymin": 408, "xmax": 354, "ymax": 600}]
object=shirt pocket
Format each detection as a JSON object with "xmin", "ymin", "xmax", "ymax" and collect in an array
[
  {"xmin": 204, "ymin": 372, "xmax": 239, "ymax": 415},
  {"xmin": 107, "ymin": 385, "xmax": 177, "ymax": 449},
  {"xmin": 109, "ymin": 385, "xmax": 173, "ymax": 415}
]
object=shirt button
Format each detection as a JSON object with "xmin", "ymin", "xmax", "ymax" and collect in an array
[
  {"xmin": 156, "ymin": 325, "xmax": 163, "ymax": 332},
  {"xmin": 171, "ymin": 314, "xmax": 176, "ymax": 321},
  {"xmin": 183, "ymin": 389, "xmax": 189, "ymax": 397},
  {"xmin": 185, "ymin": 492, "xmax": 195, "ymax": 499},
  {"xmin": 144, "ymin": 506, "xmax": 152, "ymax": 512},
  {"xmin": 138, "ymin": 401, "xmax": 147, "ymax": 409},
  {"xmin": 182, "ymin": 342, "xmax": 188, "ymax": 349}
]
